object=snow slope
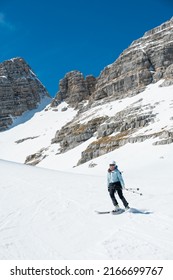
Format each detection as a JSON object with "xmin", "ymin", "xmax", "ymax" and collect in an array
[
  {"xmin": 0, "ymin": 137, "xmax": 173, "ymax": 259},
  {"xmin": 0, "ymin": 100, "xmax": 77, "ymax": 163},
  {"xmin": 0, "ymin": 81, "xmax": 173, "ymax": 259},
  {"xmin": 0, "ymin": 80, "xmax": 173, "ymax": 169}
]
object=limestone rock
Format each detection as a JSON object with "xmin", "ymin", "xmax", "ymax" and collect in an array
[
  {"xmin": 51, "ymin": 71, "xmax": 96, "ymax": 108},
  {"xmin": 0, "ymin": 57, "xmax": 50, "ymax": 131},
  {"xmin": 52, "ymin": 18, "xmax": 173, "ymax": 109},
  {"xmin": 160, "ymin": 63, "xmax": 173, "ymax": 86},
  {"xmin": 51, "ymin": 116, "xmax": 107, "ymax": 152},
  {"xmin": 92, "ymin": 18, "xmax": 173, "ymax": 102},
  {"xmin": 25, "ymin": 148, "xmax": 48, "ymax": 166},
  {"xmin": 77, "ymin": 108, "xmax": 157, "ymax": 165},
  {"xmin": 24, "ymin": 17, "xmax": 173, "ymax": 166},
  {"xmin": 77, "ymin": 129, "xmax": 173, "ymax": 165}
]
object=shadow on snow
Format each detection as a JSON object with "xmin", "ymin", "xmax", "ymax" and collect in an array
[{"xmin": 128, "ymin": 208, "xmax": 153, "ymax": 214}]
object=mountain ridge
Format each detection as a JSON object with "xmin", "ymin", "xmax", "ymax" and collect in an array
[
  {"xmin": 51, "ymin": 17, "xmax": 173, "ymax": 108},
  {"xmin": 42, "ymin": 17, "xmax": 173, "ymax": 166},
  {"xmin": 0, "ymin": 18, "xmax": 173, "ymax": 168}
]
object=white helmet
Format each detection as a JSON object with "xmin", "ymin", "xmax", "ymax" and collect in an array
[{"xmin": 109, "ymin": 160, "xmax": 116, "ymax": 165}]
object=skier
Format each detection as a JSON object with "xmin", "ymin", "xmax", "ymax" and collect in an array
[{"xmin": 107, "ymin": 160, "xmax": 129, "ymax": 211}]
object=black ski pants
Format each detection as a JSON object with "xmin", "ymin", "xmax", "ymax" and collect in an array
[{"xmin": 108, "ymin": 182, "xmax": 128, "ymax": 208}]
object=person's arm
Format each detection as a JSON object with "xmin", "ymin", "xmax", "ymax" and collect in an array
[
  {"xmin": 107, "ymin": 172, "xmax": 110, "ymax": 187},
  {"xmin": 117, "ymin": 170, "xmax": 125, "ymax": 188}
]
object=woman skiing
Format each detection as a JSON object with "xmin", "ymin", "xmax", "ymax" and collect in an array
[{"xmin": 107, "ymin": 160, "xmax": 129, "ymax": 211}]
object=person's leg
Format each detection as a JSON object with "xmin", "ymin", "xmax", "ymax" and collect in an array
[
  {"xmin": 117, "ymin": 187, "xmax": 129, "ymax": 208},
  {"xmin": 108, "ymin": 185, "xmax": 119, "ymax": 206}
]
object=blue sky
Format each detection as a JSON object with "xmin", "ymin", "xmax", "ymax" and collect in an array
[{"xmin": 0, "ymin": 0, "xmax": 173, "ymax": 97}]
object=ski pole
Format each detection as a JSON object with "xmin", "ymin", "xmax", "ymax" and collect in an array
[
  {"xmin": 125, "ymin": 188, "xmax": 143, "ymax": 196},
  {"xmin": 127, "ymin": 187, "xmax": 140, "ymax": 191}
]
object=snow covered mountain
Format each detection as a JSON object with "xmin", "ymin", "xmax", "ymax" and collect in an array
[
  {"xmin": 0, "ymin": 80, "xmax": 173, "ymax": 260},
  {"xmin": 0, "ymin": 18, "xmax": 173, "ymax": 168},
  {"xmin": 0, "ymin": 80, "xmax": 172, "ymax": 171},
  {"xmin": 0, "ymin": 18, "xmax": 173, "ymax": 260}
]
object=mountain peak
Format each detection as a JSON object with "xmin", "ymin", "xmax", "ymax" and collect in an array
[
  {"xmin": 51, "ymin": 17, "xmax": 173, "ymax": 109},
  {"xmin": 0, "ymin": 57, "xmax": 50, "ymax": 131},
  {"xmin": 51, "ymin": 70, "xmax": 96, "ymax": 108},
  {"xmin": 0, "ymin": 18, "xmax": 173, "ymax": 167}
]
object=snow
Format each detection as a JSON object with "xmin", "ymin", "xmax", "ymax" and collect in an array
[
  {"xmin": 0, "ymin": 138, "xmax": 173, "ymax": 260},
  {"xmin": 0, "ymin": 81, "xmax": 173, "ymax": 260},
  {"xmin": 0, "ymin": 80, "xmax": 173, "ymax": 167},
  {"xmin": 0, "ymin": 100, "xmax": 77, "ymax": 163}
]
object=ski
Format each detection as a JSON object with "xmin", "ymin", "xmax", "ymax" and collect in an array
[
  {"xmin": 112, "ymin": 208, "xmax": 125, "ymax": 215},
  {"xmin": 95, "ymin": 210, "xmax": 111, "ymax": 214},
  {"xmin": 95, "ymin": 209, "xmax": 125, "ymax": 215},
  {"xmin": 95, "ymin": 208, "xmax": 152, "ymax": 215}
]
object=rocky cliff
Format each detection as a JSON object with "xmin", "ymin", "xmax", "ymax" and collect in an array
[
  {"xmin": 51, "ymin": 71, "xmax": 96, "ymax": 108},
  {"xmin": 35, "ymin": 17, "xmax": 171, "ymax": 166},
  {"xmin": 51, "ymin": 17, "xmax": 173, "ymax": 108},
  {"xmin": 3, "ymin": 18, "xmax": 173, "ymax": 167},
  {"xmin": 93, "ymin": 17, "xmax": 173, "ymax": 102},
  {"xmin": 0, "ymin": 57, "xmax": 50, "ymax": 131}
]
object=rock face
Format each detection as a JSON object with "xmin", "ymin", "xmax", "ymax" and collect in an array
[
  {"xmin": 92, "ymin": 17, "xmax": 173, "ymax": 101},
  {"xmin": 23, "ymin": 17, "xmax": 173, "ymax": 166},
  {"xmin": 78, "ymin": 130, "xmax": 173, "ymax": 165},
  {"xmin": 47, "ymin": 17, "xmax": 173, "ymax": 165},
  {"xmin": 0, "ymin": 57, "xmax": 50, "ymax": 131},
  {"xmin": 51, "ymin": 71, "xmax": 96, "ymax": 108},
  {"xmin": 51, "ymin": 18, "xmax": 173, "ymax": 108},
  {"xmin": 51, "ymin": 116, "xmax": 108, "ymax": 153},
  {"xmin": 161, "ymin": 63, "xmax": 173, "ymax": 86}
]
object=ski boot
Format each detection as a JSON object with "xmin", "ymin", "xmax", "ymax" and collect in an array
[
  {"xmin": 112, "ymin": 204, "xmax": 120, "ymax": 213},
  {"xmin": 125, "ymin": 205, "xmax": 130, "ymax": 211}
]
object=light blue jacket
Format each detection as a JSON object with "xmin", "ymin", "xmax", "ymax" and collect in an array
[{"xmin": 107, "ymin": 168, "xmax": 125, "ymax": 188}]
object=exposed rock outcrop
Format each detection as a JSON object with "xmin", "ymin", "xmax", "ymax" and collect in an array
[
  {"xmin": 78, "ymin": 130, "xmax": 173, "ymax": 165},
  {"xmin": 92, "ymin": 17, "xmax": 173, "ymax": 102},
  {"xmin": 0, "ymin": 57, "xmax": 50, "ymax": 131},
  {"xmin": 51, "ymin": 117, "xmax": 107, "ymax": 152},
  {"xmin": 27, "ymin": 17, "xmax": 172, "ymax": 166},
  {"xmin": 25, "ymin": 147, "xmax": 48, "ymax": 166},
  {"xmin": 51, "ymin": 18, "xmax": 173, "ymax": 109},
  {"xmin": 77, "ymin": 107, "xmax": 157, "ymax": 164},
  {"xmin": 51, "ymin": 71, "xmax": 96, "ymax": 108},
  {"xmin": 24, "ymin": 17, "xmax": 173, "ymax": 166},
  {"xmin": 161, "ymin": 63, "xmax": 173, "ymax": 86}
]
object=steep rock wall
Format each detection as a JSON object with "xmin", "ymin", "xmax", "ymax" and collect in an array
[{"xmin": 0, "ymin": 57, "xmax": 50, "ymax": 131}]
